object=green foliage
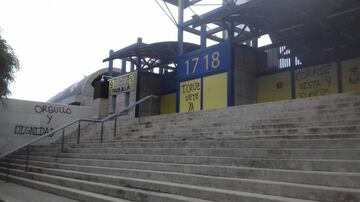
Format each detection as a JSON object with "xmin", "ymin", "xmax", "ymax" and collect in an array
[{"xmin": 0, "ymin": 31, "xmax": 19, "ymax": 99}]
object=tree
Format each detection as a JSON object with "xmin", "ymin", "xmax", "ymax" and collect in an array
[{"xmin": 0, "ymin": 30, "xmax": 20, "ymax": 100}]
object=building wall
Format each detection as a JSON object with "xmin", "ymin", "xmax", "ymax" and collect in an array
[
  {"xmin": 138, "ymin": 73, "xmax": 161, "ymax": 117},
  {"xmin": 233, "ymin": 45, "xmax": 258, "ymax": 105},
  {"xmin": 0, "ymin": 99, "xmax": 94, "ymax": 156},
  {"xmin": 160, "ymin": 93, "xmax": 176, "ymax": 114},
  {"xmin": 256, "ymin": 57, "xmax": 360, "ymax": 103}
]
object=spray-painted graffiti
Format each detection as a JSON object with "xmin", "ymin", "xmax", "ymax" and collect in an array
[
  {"xmin": 14, "ymin": 125, "xmax": 54, "ymax": 137},
  {"xmin": 180, "ymin": 79, "xmax": 201, "ymax": 112},
  {"xmin": 34, "ymin": 105, "xmax": 72, "ymax": 114},
  {"xmin": 295, "ymin": 63, "xmax": 338, "ymax": 98},
  {"xmin": 13, "ymin": 104, "xmax": 72, "ymax": 137}
]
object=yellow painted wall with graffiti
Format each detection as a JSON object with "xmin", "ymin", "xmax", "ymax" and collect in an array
[
  {"xmin": 342, "ymin": 58, "xmax": 360, "ymax": 93},
  {"xmin": 257, "ymin": 71, "xmax": 292, "ymax": 103},
  {"xmin": 295, "ymin": 63, "xmax": 338, "ymax": 98},
  {"xmin": 257, "ymin": 58, "xmax": 360, "ymax": 103},
  {"xmin": 203, "ymin": 73, "xmax": 228, "ymax": 110},
  {"xmin": 179, "ymin": 78, "xmax": 201, "ymax": 113},
  {"xmin": 160, "ymin": 93, "xmax": 176, "ymax": 115}
]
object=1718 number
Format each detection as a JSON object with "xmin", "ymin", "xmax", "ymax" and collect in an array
[{"xmin": 184, "ymin": 51, "xmax": 221, "ymax": 75}]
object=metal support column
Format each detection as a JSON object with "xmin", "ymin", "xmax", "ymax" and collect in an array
[
  {"xmin": 178, "ymin": 0, "xmax": 185, "ymax": 56},
  {"xmin": 108, "ymin": 50, "xmax": 114, "ymax": 76},
  {"xmin": 136, "ymin": 37, "xmax": 142, "ymax": 70},
  {"xmin": 121, "ymin": 59, "xmax": 126, "ymax": 74},
  {"xmin": 200, "ymin": 25, "xmax": 207, "ymax": 48}
]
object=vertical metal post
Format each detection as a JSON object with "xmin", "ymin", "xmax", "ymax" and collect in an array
[
  {"xmin": 138, "ymin": 103, "xmax": 141, "ymax": 123},
  {"xmin": 114, "ymin": 116, "xmax": 117, "ymax": 137},
  {"xmin": 25, "ymin": 145, "xmax": 30, "ymax": 172},
  {"xmin": 136, "ymin": 37, "xmax": 142, "ymax": 70},
  {"xmin": 178, "ymin": 0, "xmax": 185, "ymax": 56},
  {"xmin": 121, "ymin": 59, "xmax": 126, "ymax": 74},
  {"xmin": 100, "ymin": 121, "xmax": 104, "ymax": 143},
  {"xmin": 149, "ymin": 97, "xmax": 152, "ymax": 116},
  {"xmin": 200, "ymin": 25, "xmax": 207, "ymax": 48},
  {"xmin": 6, "ymin": 157, "xmax": 10, "ymax": 183},
  {"xmin": 61, "ymin": 128, "xmax": 65, "ymax": 153},
  {"xmin": 77, "ymin": 121, "xmax": 81, "ymax": 144},
  {"xmin": 108, "ymin": 50, "xmax": 114, "ymax": 75}
]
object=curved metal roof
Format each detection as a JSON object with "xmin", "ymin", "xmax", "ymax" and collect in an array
[
  {"xmin": 47, "ymin": 68, "xmax": 121, "ymax": 103},
  {"xmin": 103, "ymin": 41, "xmax": 200, "ymax": 65}
]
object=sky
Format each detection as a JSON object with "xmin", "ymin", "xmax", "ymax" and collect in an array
[{"xmin": 0, "ymin": 0, "xmax": 257, "ymax": 102}]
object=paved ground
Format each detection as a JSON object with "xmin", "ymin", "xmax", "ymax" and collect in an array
[{"xmin": 0, "ymin": 180, "xmax": 79, "ymax": 202}]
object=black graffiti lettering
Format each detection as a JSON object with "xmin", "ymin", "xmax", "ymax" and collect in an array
[
  {"xmin": 181, "ymin": 82, "xmax": 201, "ymax": 94},
  {"xmin": 299, "ymin": 80, "xmax": 321, "ymax": 90},
  {"xmin": 34, "ymin": 105, "xmax": 42, "ymax": 113},
  {"xmin": 14, "ymin": 125, "xmax": 25, "ymax": 135},
  {"xmin": 46, "ymin": 115, "xmax": 53, "ymax": 124},
  {"xmin": 276, "ymin": 82, "xmax": 283, "ymax": 89},
  {"xmin": 188, "ymin": 102, "xmax": 194, "ymax": 112},
  {"xmin": 66, "ymin": 108, "xmax": 72, "ymax": 114},
  {"xmin": 185, "ymin": 93, "xmax": 199, "ymax": 102},
  {"xmin": 295, "ymin": 65, "xmax": 331, "ymax": 81},
  {"xmin": 34, "ymin": 105, "xmax": 72, "ymax": 115},
  {"xmin": 14, "ymin": 125, "xmax": 55, "ymax": 137}
]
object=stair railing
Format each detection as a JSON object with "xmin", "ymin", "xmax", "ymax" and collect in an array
[{"xmin": 0, "ymin": 94, "xmax": 158, "ymax": 182}]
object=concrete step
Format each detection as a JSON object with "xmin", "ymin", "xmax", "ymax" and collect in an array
[
  {"xmin": 60, "ymin": 133, "xmax": 360, "ymax": 149},
  {"xmin": 73, "ymin": 125, "xmax": 360, "ymax": 145},
  {"xmin": 8, "ymin": 154, "xmax": 360, "ymax": 172},
  {"xmin": 23, "ymin": 147, "xmax": 360, "ymax": 160},
  {"xmin": 134, "ymin": 102, "xmax": 360, "ymax": 124},
  {"xmin": 119, "ymin": 115, "xmax": 360, "ymax": 132},
  {"xmin": 3, "ymin": 163, "xmax": 360, "ymax": 202},
  {"xmin": 60, "ymin": 112, "xmax": 360, "ymax": 144},
  {"xmin": 54, "ymin": 138, "xmax": 360, "ymax": 149},
  {"xmin": 0, "ymin": 167, "xmax": 318, "ymax": 202},
  {"xmin": 136, "ymin": 93, "xmax": 360, "ymax": 122},
  {"xmin": 121, "ymin": 120, "xmax": 360, "ymax": 133},
  {"xmin": 0, "ymin": 173, "xmax": 132, "ymax": 202},
  {"xmin": 3, "ymin": 158, "xmax": 360, "ymax": 189},
  {"xmin": 1, "ymin": 168, "xmax": 212, "ymax": 202},
  {"xmin": 0, "ymin": 179, "xmax": 79, "ymax": 202},
  {"xmin": 92, "ymin": 112, "xmax": 360, "ymax": 138}
]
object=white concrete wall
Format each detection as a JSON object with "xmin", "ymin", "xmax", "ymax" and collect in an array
[{"xmin": 0, "ymin": 98, "xmax": 95, "ymax": 156}]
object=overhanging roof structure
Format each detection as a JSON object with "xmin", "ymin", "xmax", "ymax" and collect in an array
[
  {"xmin": 171, "ymin": 0, "xmax": 360, "ymax": 67},
  {"xmin": 103, "ymin": 41, "xmax": 199, "ymax": 71}
]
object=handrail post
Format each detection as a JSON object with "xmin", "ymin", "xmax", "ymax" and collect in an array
[
  {"xmin": 77, "ymin": 121, "xmax": 81, "ymax": 144},
  {"xmin": 100, "ymin": 121, "xmax": 104, "ymax": 143},
  {"xmin": 138, "ymin": 103, "xmax": 141, "ymax": 123},
  {"xmin": 149, "ymin": 97, "xmax": 152, "ymax": 116},
  {"xmin": 6, "ymin": 157, "xmax": 10, "ymax": 183},
  {"xmin": 114, "ymin": 116, "xmax": 117, "ymax": 137},
  {"xmin": 25, "ymin": 145, "xmax": 30, "ymax": 172},
  {"xmin": 61, "ymin": 128, "xmax": 65, "ymax": 153}
]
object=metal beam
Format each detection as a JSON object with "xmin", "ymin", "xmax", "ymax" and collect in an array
[
  {"xmin": 178, "ymin": 0, "xmax": 185, "ymax": 55},
  {"xmin": 184, "ymin": 27, "xmax": 224, "ymax": 42}
]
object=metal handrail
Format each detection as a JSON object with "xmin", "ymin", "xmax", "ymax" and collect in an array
[{"xmin": 0, "ymin": 94, "xmax": 158, "ymax": 160}]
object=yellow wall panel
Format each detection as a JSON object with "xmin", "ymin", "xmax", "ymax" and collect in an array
[
  {"xmin": 203, "ymin": 73, "xmax": 228, "ymax": 110},
  {"xmin": 257, "ymin": 71, "xmax": 292, "ymax": 103},
  {"xmin": 342, "ymin": 57, "xmax": 360, "ymax": 93},
  {"xmin": 179, "ymin": 79, "xmax": 201, "ymax": 113},
  {"xmin": 160, "ymin": 93, "xmax": 176, "ymax": 115},
  {"xmin": 295, "ymin": 63, "xmax": 338, "ymax": 98}
]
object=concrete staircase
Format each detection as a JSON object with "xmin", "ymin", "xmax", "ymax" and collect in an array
[{"xmin": 1, "ymin": 93, "xmax": 360, "ymax": 202}]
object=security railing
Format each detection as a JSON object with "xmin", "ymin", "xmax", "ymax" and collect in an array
[{"xmin": 0, "ymin": 95, "xmax": 158, "ymax": 182}]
